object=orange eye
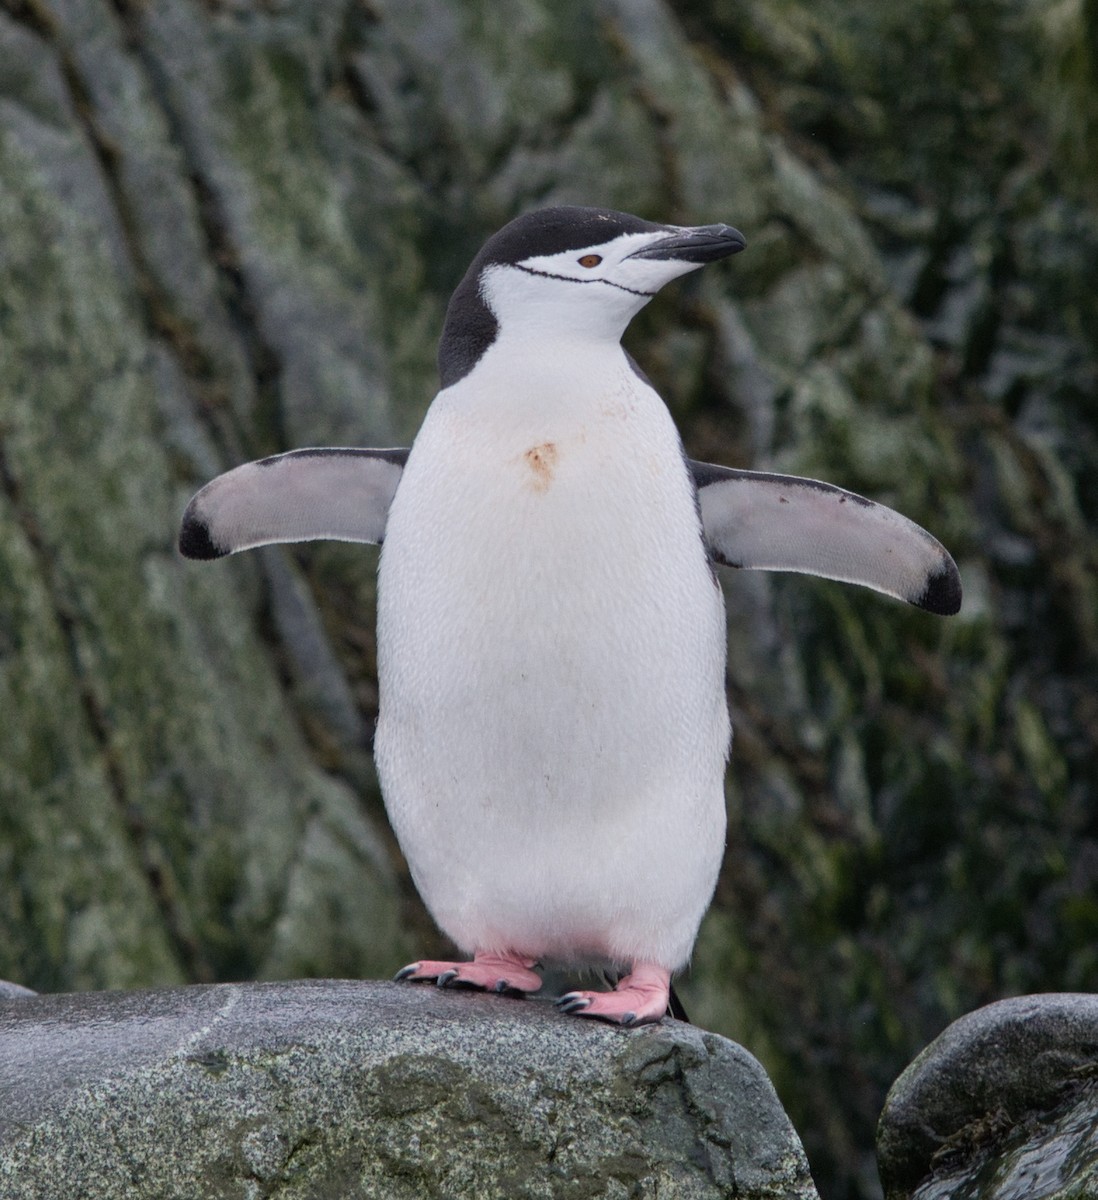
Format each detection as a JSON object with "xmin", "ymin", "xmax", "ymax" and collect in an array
[{"xmin": 577, "ymin": 254, "xmax": 602, "ymax": 268}]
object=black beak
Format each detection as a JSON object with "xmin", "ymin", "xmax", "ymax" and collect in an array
[{"xmin": 626, "ymin": 224, "xmax": 746, "ymax": 264}]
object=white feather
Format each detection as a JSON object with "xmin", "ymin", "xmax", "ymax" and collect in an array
[{"xmin": 375, "ymin": 337, "xmax": 730, "ymax": 970}]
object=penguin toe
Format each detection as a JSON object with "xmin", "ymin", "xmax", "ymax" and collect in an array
[
  {"xmin": 554, "ymin": 965, "xmax": 671, "ymax": 1025},
  {"xmin": 555, "ymin": 993, "xmax": 592, "ymax": 1015},
  {"xmin": 393, "ymin": 954, "xmax": 542, "ymax": 993}
]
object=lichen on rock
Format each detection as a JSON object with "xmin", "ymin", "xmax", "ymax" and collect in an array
[{"xmin": 0, "ymin": 981, "xmax": 820, "ymax": 1199}]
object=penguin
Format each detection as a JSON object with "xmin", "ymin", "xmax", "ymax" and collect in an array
[{"xmin": 179, "ymin": 206, "xmax": 961, "ymax": 1025}]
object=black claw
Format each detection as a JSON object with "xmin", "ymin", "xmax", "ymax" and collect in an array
[
  {"xmin": 621, "ymin": 1012, "xmax": 637, "ymax": 1027},
  {"xmin": 556, "ymin": 992, "xmax": 582, "ymax": 1006},
  {"xmin": 436, "ymin": 969, "xmax": 458, "ymax": 988},
  {"xmin": 556, "ymin": 997, "xmax": 591, "ymax": 1015},
  {"xmin": 393, "ymin": 965, "xmax": 418, "ymax": 981},
  {"xmin": 493, "ymin": 979, "xmax": 509, "ymax": 993}
]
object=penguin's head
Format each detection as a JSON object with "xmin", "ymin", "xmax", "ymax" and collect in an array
[{"xmin": 438, "ymin": 206, "xmax": 745, "ymax": 387}]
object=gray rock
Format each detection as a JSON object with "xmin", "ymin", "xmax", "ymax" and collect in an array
[
  {"xmin": 0, "ymin": 981, "xmax": 36, "ymax": 1000},
  {"xmin": 0, "ymin": 980, "xmax": 818, "ymax": 1199},
  {"xmin": 877, "ymin": 993, "xmax": 1098, "ymax": 1199}
]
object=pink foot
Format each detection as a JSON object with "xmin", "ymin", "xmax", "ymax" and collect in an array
[
  {"xmin": 394, "ymin": 951, "xmax": 542, "ymax": 995},
  {"xmin": 555, "ymin": 963, "xmax": 671, "ymax": 1026}
]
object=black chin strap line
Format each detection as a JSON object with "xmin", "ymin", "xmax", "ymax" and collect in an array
[{"xmin": 511, "ymin": 262, "xmax": 655, "ymax": 298}]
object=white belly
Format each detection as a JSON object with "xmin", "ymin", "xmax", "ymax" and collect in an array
[{"xmin": 374, "ymin": 359, "xmax": 729, "ymax": 970}]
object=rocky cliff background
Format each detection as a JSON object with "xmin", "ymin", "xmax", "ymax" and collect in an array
[{"xmin": 0, "ymin": 1, "xmax": 1095, "ymax": 1197}]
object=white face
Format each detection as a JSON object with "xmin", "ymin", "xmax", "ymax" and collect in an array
[
  {"xmin": 517, "ymin": 229, "xmax": 709, "ymax": 293},
  {"xmin": 479, "ymin": 229, "xmax": 709, "ymax": 344}
]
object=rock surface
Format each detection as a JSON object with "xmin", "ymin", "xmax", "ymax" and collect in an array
[
  {"xmin": 0, "ymin": 979, "xmax": 818, "ymax": 1199},
  {"xmin": 877, "ymin": 993, "xmax": 1098, "ymax": 1199},
  {"xmin": 0, "ymin": 980, "xmax": 36, "ymax": 1000}
]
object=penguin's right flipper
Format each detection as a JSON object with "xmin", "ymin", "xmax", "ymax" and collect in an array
[
  {"xmin": 179, "ymin": 447, "xmax": 409, "ymax": 559},
  {"xmin": 690, "ymin": 461, "xmax": 961, "ymax": 615}
]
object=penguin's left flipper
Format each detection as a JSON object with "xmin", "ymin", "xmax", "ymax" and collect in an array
[
  {"xmin": 690, "ymin": 461, "xmax": 962, "ymax": 615},
  {"xmin": 178, "ymin": 447, "xmax": 409, "ymax": 560}
]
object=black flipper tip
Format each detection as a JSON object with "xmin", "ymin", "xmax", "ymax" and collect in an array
[
  {"xmin": 917, "ymin": 559, "xmax": 963, "ymax": 616},
  {"xmin": 178, "ymin": 507, "xmax": 227, "ymax": 560}
]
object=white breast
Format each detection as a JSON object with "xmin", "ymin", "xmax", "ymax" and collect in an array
[{"xmin": 374, "ymin": 340, "xmax": 730, "ymax": 971}]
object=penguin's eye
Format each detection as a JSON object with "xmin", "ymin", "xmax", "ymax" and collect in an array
[{"xmin": 577, "ymin": 254, "xmax": 602, "ymax": 268}]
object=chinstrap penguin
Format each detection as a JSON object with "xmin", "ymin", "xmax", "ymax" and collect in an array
[{"xmin": 180, "ymin": 206, "xmax": 961, "ymax": 1025}]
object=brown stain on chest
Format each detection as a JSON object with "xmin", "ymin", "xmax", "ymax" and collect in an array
[{"xmin": 523, "ymin": 441, "xmax": 559, "ymax": 491}]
